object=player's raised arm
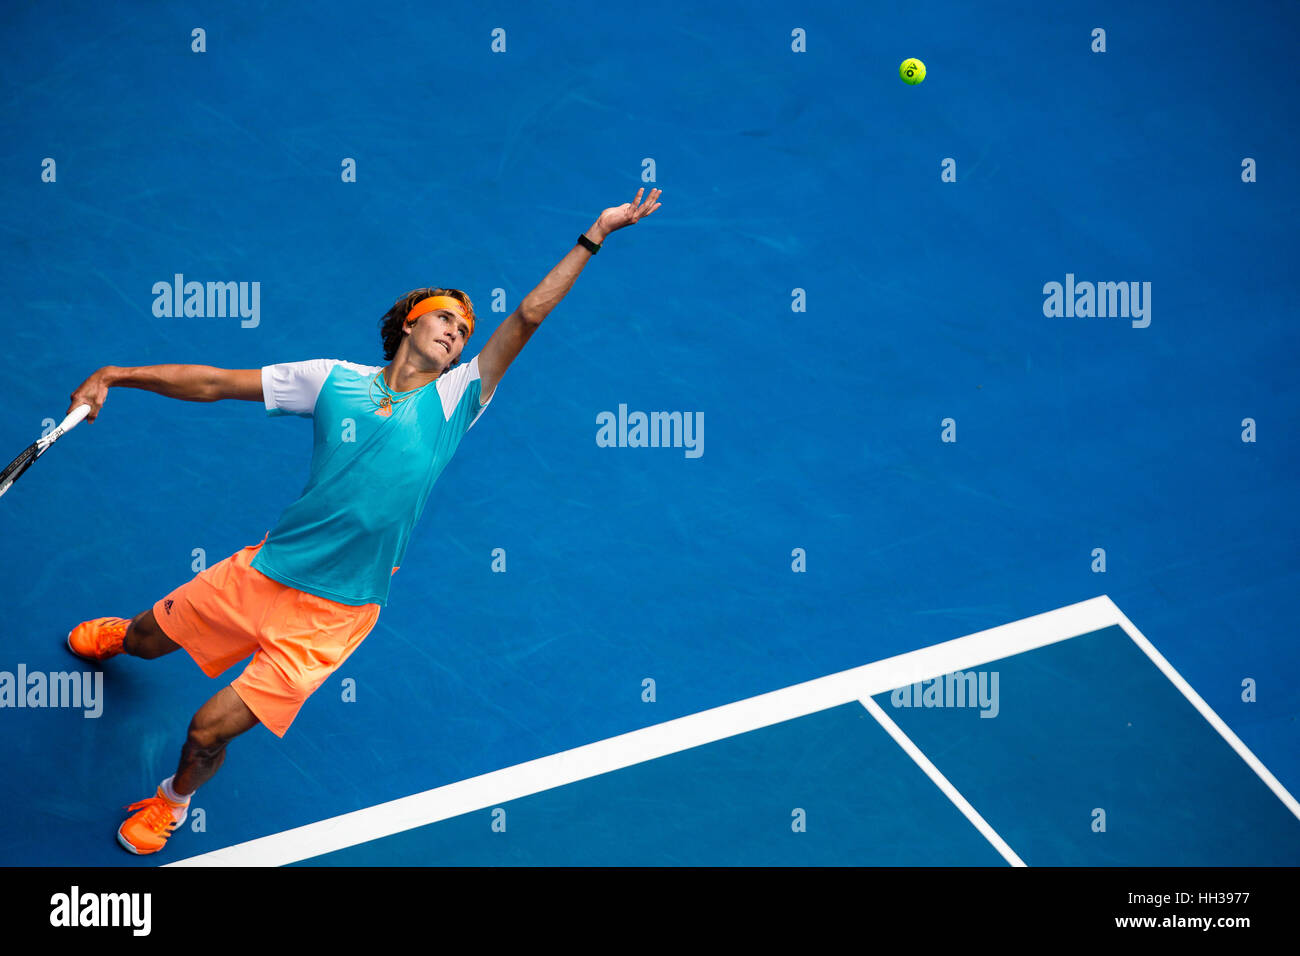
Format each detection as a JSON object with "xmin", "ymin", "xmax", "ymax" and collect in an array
[
  {"xmin": 476, "ymin": 188, "xmax": 662, "ymax": 402},
  {"xmin": 67, "ymin": 365, "xmax": 264, "ymax": 421}
]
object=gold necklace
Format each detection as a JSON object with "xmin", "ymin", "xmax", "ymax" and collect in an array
[{"xmin": 369, "ymin": 371, "xmax": 421, "ymax": 417}]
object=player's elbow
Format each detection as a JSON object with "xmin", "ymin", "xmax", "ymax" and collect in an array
[{"xmin": 516, "ymin": 307, "xmax": 544, "ymax": 328}]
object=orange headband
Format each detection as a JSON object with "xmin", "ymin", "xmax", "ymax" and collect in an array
[{"xmin": 405, "ymin": 295, "xmax": 474, "ymax": 335}]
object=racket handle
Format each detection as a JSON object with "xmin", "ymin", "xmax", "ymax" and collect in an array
[{"xmin": 58, "ymin": 404, "xmax": 91, "ymax": 434}]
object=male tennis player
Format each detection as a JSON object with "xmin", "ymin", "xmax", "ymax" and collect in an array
[{"xmin": 63, "ymin": 188, "xmax": 661, "ymax": 854}]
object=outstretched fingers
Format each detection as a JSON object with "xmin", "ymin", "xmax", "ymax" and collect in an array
[{"xmin": 634, "ymin": 187, "xmax": 662, "ymax": 220}]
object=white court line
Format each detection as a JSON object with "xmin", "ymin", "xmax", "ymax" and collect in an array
[
  {"xmin": 169, "ymin": 595, "xmax": 1116, "ymax": 866},
  {"xmin": 1103, "ymin": 596, "xmax": 1300, "ymax": 823},
  {"xmin": 861, "ymin": 695, "xmax": 1025, "ymax": 866},
  {"xmin": 166, "ymin": 594, "xmax": 1294, "ymax": 865}
]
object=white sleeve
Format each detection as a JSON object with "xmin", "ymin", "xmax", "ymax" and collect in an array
[
  {"xmin": 261, "ymin": 359, "xmax": 344, "ymax": 417},
  {"xmin": 436, "ymin": 354, "xmax": 494, "ymax": 433}
]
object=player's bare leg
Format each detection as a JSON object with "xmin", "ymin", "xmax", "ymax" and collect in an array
[
  {"xmin": 118, "ymin": 686, "xmax": 260, "ymax": 854},
  {"xmin": 68, "ymin": 607, "xmax": 180, "ymax": 662},
  {"xmin": 121, "ymin": 607, "xmax": 181, "ymax": 659},
  {"xmin": 172, "ymin": 685, "xmax": 261, "ymax": 794}
]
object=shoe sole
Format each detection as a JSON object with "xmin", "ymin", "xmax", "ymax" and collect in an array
[{"xmin": 116, "ymin": 826, "xmax": 143, "ymax": 854}]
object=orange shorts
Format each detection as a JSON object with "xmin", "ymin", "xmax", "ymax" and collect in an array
[{"xmin": 152, "ymin": 536, "xmax": 381, "ymax": 737}]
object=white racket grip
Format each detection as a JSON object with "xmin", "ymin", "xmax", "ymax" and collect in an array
[{"xmin": 56, "ymin": 404, "xmax": 91, "ymax": 437}]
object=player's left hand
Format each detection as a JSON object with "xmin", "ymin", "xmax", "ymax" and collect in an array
[{"xmin": 596, "ymin": 188, "xmax": 662, "ymax": 235}]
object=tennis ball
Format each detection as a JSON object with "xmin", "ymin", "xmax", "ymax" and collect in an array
[{"xmin": 900, "ymin": 58, "xmax": 926, "ymax": 85}]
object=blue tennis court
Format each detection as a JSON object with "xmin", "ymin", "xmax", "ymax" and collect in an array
[
  {"xmin": 1, "ymin": 0, "xmax": 1297, "ymax": 867},
  {"xmin": 166, "ymin": 600, "xmax": 1294, "ymax": 867}
]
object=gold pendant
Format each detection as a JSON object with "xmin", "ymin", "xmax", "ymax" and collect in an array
[{"xmin": 375, "ymin": 397, "xmax": 392, "ymax": 417}]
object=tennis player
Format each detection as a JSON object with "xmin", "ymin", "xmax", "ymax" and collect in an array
[{"xmin": 64, "ymin": 188, "xmax": 661, "ymax": 854}]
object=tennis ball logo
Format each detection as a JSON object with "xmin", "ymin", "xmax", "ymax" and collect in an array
[{"xmin": 900, "ymin": 58, "xmax": 926, "ymax": 85}]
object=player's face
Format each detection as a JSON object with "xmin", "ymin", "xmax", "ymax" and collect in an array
[{"xmin": 409, "ymin": 307, "xmax": 470, "ymax": 371}]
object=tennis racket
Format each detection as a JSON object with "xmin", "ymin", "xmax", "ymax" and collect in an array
[{"xmin": 0, "ymin": 404, "xmax": 91, "ymax": 499}]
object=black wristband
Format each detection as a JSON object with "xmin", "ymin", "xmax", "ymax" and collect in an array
[{"xmin": 577, "ymin": 233, "xmax": 601, "ymax": 254}]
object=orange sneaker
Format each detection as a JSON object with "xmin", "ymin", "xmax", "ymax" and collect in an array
[
  {"xmin": 117, "ymin": 789, "xmax": 188, "ymax": 855},
  {"xmin": 67, "ymin": 617, "xmax": 130, "ymax": 662}
]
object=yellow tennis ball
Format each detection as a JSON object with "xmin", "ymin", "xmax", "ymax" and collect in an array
[{"xmin": 900, "ymin": 58, "xmax": 926, "ymax": 85}]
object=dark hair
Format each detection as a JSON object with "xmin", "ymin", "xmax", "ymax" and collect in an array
[{"xmin": 379, "ymin": 287, "xmax": 476, "ymax": 364}]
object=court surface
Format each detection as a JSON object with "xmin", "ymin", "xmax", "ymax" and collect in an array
[
  {"xmin": 1, "ymin": 0, "xmax": 1297, "ymax": 866},
  {"xmin": 173, "ymin": 597, "xmax": 1300, "ymax": 867}
]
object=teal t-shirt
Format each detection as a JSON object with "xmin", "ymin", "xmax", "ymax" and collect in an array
[{"xmin": 251, "ymin": 356, "xmax": 492, "ymax": 606}]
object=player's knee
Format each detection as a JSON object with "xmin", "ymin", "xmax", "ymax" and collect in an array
[{"xmin": 184, "ymin": 714, "xmax": 234, "ymax": 754}]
